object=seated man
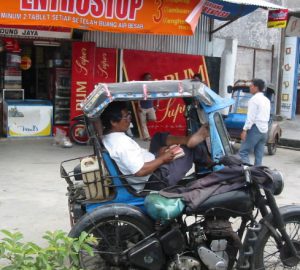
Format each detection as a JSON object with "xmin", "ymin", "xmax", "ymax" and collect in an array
[{"xmin": 101, "ymin": 101, "xmax": 210, "ymax": 192}]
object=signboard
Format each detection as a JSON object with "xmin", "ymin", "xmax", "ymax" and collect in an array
[
  {"xmin": 0, "ymin": 0, "xmax": 271, "ymax": 35},
  {"xmin": 267, "ymin": 9, "xmax": 288, "ymax": 28},
  {"xmin": 94, "ymin": 48, "xmax": 118, "ymax": 85},
  {"xmin": 4, "ymin": 101, "xmax": 52, "ymax": 137},
  {"xmin": 123, "ymin": 49, "xmax": 214, "ymax": 137},
  {"xmin": 0, "ymin": 0, "xmax": 201, "ymax": 36},
  {"xmin": 0, "ymin": 25, "xmax": 72, "ymax": 39},
  {"xmin": 70, "ymin": 42, "xmax": 95, "ymax": 120},
  {"xmin": 281, "ymin": 37, "xmax": 298, "ymax": 119}
]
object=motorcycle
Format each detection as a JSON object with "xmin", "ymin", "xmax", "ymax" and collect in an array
[{"xmin": 61, "ymin": 80, "xmax": 300, "ymax": 269}]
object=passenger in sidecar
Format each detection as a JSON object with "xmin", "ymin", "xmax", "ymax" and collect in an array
[
  {"xmin": 60, "ymin": 80, "xmax": 235, "ymax": 226},
  {"xmin": 100, "ymin": 101, "xmax": 210, "ymax": 191}
]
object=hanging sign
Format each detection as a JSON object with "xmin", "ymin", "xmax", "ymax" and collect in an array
[
  {"xmin": 267, "ymin": 9, "xmax": 288, "ymax": 28},
  {"xmin": 280, "ymin": 37, "xmax": 298, "ymax": 119},
  {"xmin": 20, "ymin": 55, "xmax": 32, "ymax": 70},
  {"xmin": 94, "ymin": 48, "xmax": 118, "ymax": 85},
  {"xmin": 70, "ymin": 42, "xmax": 95, "ymax": 120}
]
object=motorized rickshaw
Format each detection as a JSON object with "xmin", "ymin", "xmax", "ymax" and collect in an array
[
  {"xmin": 61, "ymin": 80, "xmax": 234, "ymax": 226},
  {"xmin": 60, "ymin": 80, "xmax": 300, "ymax": 270},
  {"xmin": 224, "ymin": 80, "xmax": 282, "ymax": 155}
]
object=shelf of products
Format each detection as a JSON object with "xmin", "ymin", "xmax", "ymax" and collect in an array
[{"xmin": 50, "ymin": 68, "xmax": 71, "ymax": 125}]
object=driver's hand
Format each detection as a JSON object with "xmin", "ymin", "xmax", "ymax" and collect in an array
[{"xmin": 158, "ymin": 150, "xmax": 175, "ymax": 163}]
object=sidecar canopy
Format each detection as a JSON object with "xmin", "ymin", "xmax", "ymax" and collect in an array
[{"xmin": 81, "ymin": 80, "xmax": 234, "ymax": 118}]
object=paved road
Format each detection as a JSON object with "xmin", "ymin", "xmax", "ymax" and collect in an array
[{"xmin": 0, "ymin": 138, "xmax": 299, "ymax": 245}]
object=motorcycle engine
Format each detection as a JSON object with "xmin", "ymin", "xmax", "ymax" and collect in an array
[
  {"xmin": 188, "ymin": 218, "xmax": 240, "ymax": 270},
  {"xmin": 167, "ymin": 255, "xmax": 201, "ymax": 270}
]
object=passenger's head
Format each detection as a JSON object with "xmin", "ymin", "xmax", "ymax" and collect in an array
[
  {"xmin": 142, "ymin": 72, "xmax": 153, "ymax": 81},
  {"xmin": 101, "ymin": 102, "xmax": 131, "ymax": 133},
  {"xmin": 250, "ymin": 79, "xmax": 265, "ymax": 94}
]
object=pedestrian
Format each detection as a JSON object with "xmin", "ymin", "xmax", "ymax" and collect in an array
[
  {"xmin": 239, "ymin": 79, "xmax": 270, "ymax": 166},
  {"xmin": 101, "ymin": 101, "xmax": 210, "ymax": 191},
  {"xmin": 137, "ymin": 73, "xmax": 157, "ymax": 141}
]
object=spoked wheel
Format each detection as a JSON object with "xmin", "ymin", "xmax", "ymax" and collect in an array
[
  {"xmin": 255, "ymin": 215, "xmax": 300, "ymax": 269},
  {"xmin": 69, "ymin": 122, "xmax": 89, "ymax": 145},
  {"xmin": 70, "ymin": 215, "xmax": 153, "ymax": 270}
]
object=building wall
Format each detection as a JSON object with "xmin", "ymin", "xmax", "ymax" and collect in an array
[
  {"xmin": 212, "ymin": 0, "xmax": 283, "ymax": 87},
  {"xmin": 83, "ymin": 16, "xmax": 211, "ymax": 56}
]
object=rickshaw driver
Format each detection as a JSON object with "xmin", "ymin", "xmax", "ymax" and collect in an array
[{"xmin": 101, "ymin": 101, "xmax": 210, "ymax": 191}]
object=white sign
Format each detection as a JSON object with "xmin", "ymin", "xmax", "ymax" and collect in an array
[
  {"xmin": 281, "ymin": 36, "xmax": 298, "ymax": 119},
  {"xmin": 7, "ymin": 104, "xmax": 53, "ymax": 137},
  {"xmin": 0, "ymin": 27, "xmax": 72, "ymax": 39}
]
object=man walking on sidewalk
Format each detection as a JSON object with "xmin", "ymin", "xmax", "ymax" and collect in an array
[{"xmin": 239, "ymin": 79, "xmax": 270, "ymax": 166}]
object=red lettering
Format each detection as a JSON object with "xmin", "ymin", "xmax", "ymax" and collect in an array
[
  {"xmin": 106, "ymin": 0, "xmax": 114, "ymax": 18},
  {"xmin": 91, "ymin": 0, "xmax": 104, "ymax": 17},
  {"xmin": 21, "ymin": 0, "xmax": 32, "ymax": 10},
  {"xmin": 33, "ymin": 0, "xmax": 47, "ymax": 10},
  {"xmin": 129, "ymin": 0, "xmax": 143, "ymax": 20},
  {"xmin": 76, "ymin": 0, "xmax": 89, "ymax": 15},
  {"xmin": 115, "ymin": 0, "xmax": 129, "ymax": 20},
  {"xmin": 49, "ymin": 0, "xmax": 58, "ymax": 11}
]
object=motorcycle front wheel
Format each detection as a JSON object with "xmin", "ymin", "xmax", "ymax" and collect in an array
[
  {"xmin": 255, "ymin": 214, "xmax": 300, "ymax": 269},
  {"xmin": 70, "ymin": 215, "xmax": 153, "ymax": 270}
]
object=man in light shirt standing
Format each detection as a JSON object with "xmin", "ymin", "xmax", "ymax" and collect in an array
[{"xmin": 239, "ymin": 79, "xmax": 270, "ymax": 166}]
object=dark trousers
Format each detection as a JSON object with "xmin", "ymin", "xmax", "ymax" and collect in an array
[{"xmin": 144, "ymin": 132, "xmax": 209, "ymax": 190}]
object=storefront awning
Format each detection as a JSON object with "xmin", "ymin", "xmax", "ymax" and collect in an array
[{"xmin": 0, "ymin": 0, "xmax": 286, "ymax": 36}]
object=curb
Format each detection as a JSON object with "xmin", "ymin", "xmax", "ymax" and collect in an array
[{"xmin": 278, "ymin": 138, "xmax": 300, "ymax": 149}]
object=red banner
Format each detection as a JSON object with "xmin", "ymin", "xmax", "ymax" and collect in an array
[
  {"xmin": 94, "ymin": 48, "xmax": 118, "ymax": 85},
  {"xmin": 70, "ymin": 42, "xmax": 95, "ymax": 120},
  {"xmin": 268, "ymin": 9, "xmax": 288, "ymax": 28},
  {"xmin": 123, "ymin": 49, "xmax": 210, "ymax": 137}
]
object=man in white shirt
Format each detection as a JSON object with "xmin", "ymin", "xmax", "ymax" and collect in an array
[
  {"xmin": 239, "ymin": 79, "xmax": 270, "ymax": 166},
  {"xmin": 101, "ymin": 101, "xmax": 210, "ymax": 191}
]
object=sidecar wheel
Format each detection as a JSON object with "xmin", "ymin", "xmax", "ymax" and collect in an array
[
  {"xmin": 255, "ymin": 214, "xmax": 300, "ymax": 269},
  {"xmin": 70, "ymin": 215, "xmax": 153, "ymax": 270}
]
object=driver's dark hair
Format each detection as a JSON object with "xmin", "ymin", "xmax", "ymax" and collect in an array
[
  {"xmin": 101, "ymin": 101, "xmax": 128, "ymax": 132},
  {"xmin": 252, "ymin": 78, "xmax": 265, "ymax": 92}
]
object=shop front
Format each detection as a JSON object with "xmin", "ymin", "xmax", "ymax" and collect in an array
[{"xmin": 0, "ymin": 25, "xmax": 73, "ymax": 137}]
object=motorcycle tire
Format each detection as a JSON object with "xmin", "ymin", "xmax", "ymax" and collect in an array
[
  {"xmin": 69, "ymin": 214, "xmax": 153, "ymax": 270},
  {"xmin": 255, "ymin": 212, "xmax": 300, "ymax": 269},
  {"xmin": 69, "ymin": 121, "xmax": 89, "ymax": 145}
]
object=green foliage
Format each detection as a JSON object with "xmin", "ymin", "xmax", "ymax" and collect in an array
[{"xmin": 0, "ymin": 229, "xmax": 96, "ymax": 270}]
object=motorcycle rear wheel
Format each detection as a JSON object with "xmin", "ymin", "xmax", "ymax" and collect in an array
[
  {"xmin": 69, "ymin": 121, "xmax": 89, "ymax": 145},
  {"xmin": 255, "ymin": 214, "xmax": 300, "ymax": 269},
  {"xmin": 70, "ymin": 215, "xmax": 153, "ymax": 270}
]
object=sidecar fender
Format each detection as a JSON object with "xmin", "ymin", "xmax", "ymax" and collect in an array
[{"xmin": 69, "ymin": 203, "xmax": 154, "ymax": 238}]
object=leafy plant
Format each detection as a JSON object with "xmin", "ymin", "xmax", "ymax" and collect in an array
[{"xmin": 0, "ymin": 229, "xmax": 96, "ymax": 270}]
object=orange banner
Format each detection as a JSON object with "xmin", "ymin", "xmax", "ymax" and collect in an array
[{"xmin": 0, "ymin": 0, "xmax": 200, "ymax": 36}]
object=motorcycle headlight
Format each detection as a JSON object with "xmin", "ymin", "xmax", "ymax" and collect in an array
[{"xmin": 270, "ymin": 170, "xmax": 284, "ymax": 195}]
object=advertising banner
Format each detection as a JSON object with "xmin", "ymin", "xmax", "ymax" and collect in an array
[
  {"xmin": 0, "ymin": 0, "xmax": 201, "ymax": 36},
  {"xmin": 94, "ymin": 48, "xmax": 118, "ymax": 85},
  {"xmin": 4, "ymin": 101, "xmax": 52, "ymax": 137},
  {"xmin": 70, "ymin": 42, "xmax": 95, "ymax": 120},
  {"xmin": 280, "ymin": 37, "xmax": 298, "ymax": 119},
  {"xmin": 268, "ymin": 9, "xmax": 288, "ymax": 28},
  {"xmin": 123, "ymin": 49, "xmax": 216, "ymax": 137}
]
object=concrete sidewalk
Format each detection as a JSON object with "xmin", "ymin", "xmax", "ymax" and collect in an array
[{"xmin": 278, "ymin": 115, "xmax": 300, "ymax": 149}]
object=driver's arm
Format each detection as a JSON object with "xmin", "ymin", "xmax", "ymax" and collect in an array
[{"xmin": 135, "ymin": 151, "xmax": 174, "ymax": 176}]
